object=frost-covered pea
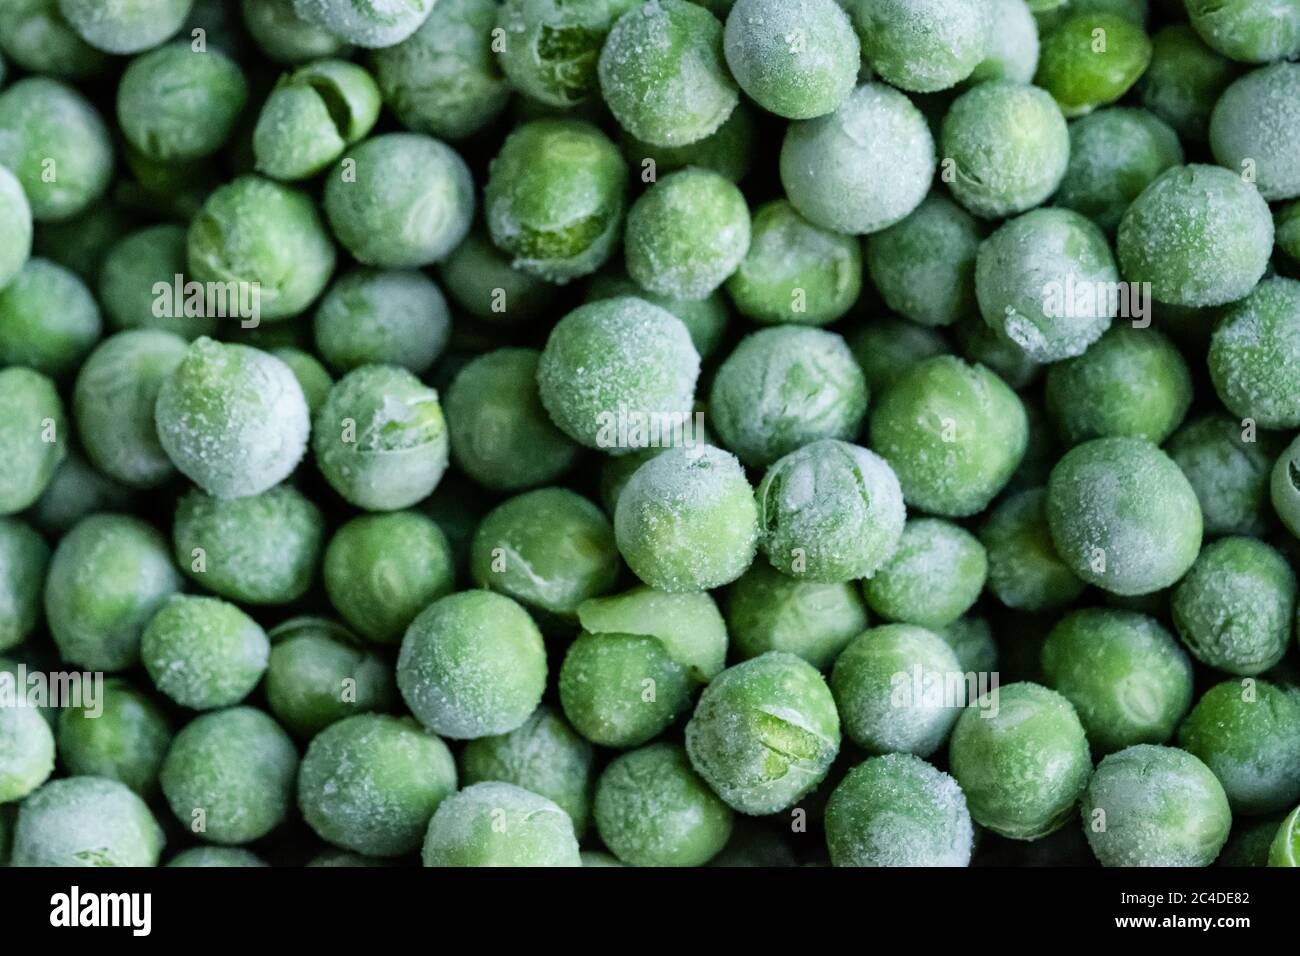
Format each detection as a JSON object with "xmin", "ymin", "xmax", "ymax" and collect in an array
[
  {"xmin": 620, "ymin": 101, "xmax": 756, "ymax": 184},
  {"xmin": 980, "ymin": 488, "xmax": 1085, "ymax": 612},
  {"xmin": 242, "ymin": 0, "xmax": 349, "ymax": 63},
  {"xmin": 862, "ymin": 520, "xmax": 987, "ymax": 629},
  {"xmin": 141, "ymin": 594, "xmax": 269, "ymax": 710},
  {"xmin": 58, "ymin": 0, "xmax": 194, "ymax": 54},
  {"xmin": 780, "ymin": 83, "xmax": 935, "ymax": 235},
  {"xmin": 0, "ymin": 699, "xmax": 54, "ymax": 802},
  {"xmin": 98, "ymin": 225, "xmax": 216, "ymax": 340},
  {"xmin": 422, "ymin": 781, "xmax": 580, "ymax": 867},
  {"xmin": 312, "ymin": 269, "xmax": 449, "ymax": 375},
  {"xmin": 0, "ymin": 518, "xmax": 48, "ymax": 651},
  {"xmin": 1169, "ymin": 415, "xmax": 1276, "ymax": 538},
  {"xmin": 254, "ymin": 59, "xmax": 380, "ymax": 181},
  {"xmin": 56, "ymin": 678, "xmax": 172, "ymax": 795},
  {"xmin": 969, "ymin": 0, "xmax": 1039, "ymax": 83},
  {"xmin": 495, "ymin": 0, "xmax": 637, "ymax": 107},
  {"xmin": 1138, "ymin": 24, "xmax": 1237, "ymax": 142},
  {"xmin": 11, "ymin": 776, "xmax": 164, "ymax": 867},
  {"xmin": 0, "ymin": 258, "xmax": 102, "ymax": 379},
  {"xmin": 852, "ymin": 0, "xmax": 989, "ymax": 92},
  {"xmin": 846, "ymin": 316, "xmax": 950, "ymax": 397},
  {"xmin": 864, "ymin": 194, "xmax": 978, "ymax": 330},
  {"xmin": 1208, "ymin": 278, "xmax": 1300, "ymax": 430},
  {"xmin": 0, "ymin": 367, "xmax": 66, "ymax": 515},
  {"xmin": 0, "ymin": 165, "xmax": 31, "ymax": 290},
  {"xmin": 0, "ymin": 0, "xmax": 109, "ymax": 79},
  {"xmin": 1184, "ymin": 0, "xmax": 1300, "ymax": 64},
  {"xmin": 437, "ymin": 227, "xmax": 558, "ymax": 325},
  {"xmin": 291, "ymin": 0, "xmax": 436, "ymax": 48}
]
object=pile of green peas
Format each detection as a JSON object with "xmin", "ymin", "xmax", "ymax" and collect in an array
[{"xmin": 0, "ymin": 0, "xmax": 1299, "ymax": 869}]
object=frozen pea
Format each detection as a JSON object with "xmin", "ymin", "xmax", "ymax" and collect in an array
[
  {"xmin": 953, "ymin": 314, "xmax": 1041, "ymax": 390},
  {"xmin": 11, "ymin": 776, "xmax": 164, "ymax": 867},
  {"xmin": 1045, "ymin": 326, "xmax": 1192, "ymax": 445},
  {"xmin": 980, "ymin": 488, "xmax": 1085, "ymax": 612},
  {"xmin": 537, "ymin": 296, "xmax": 699, "ymax": 453},
  {"xmin": 156, "ymin": 338, "xmax": 310, "ymax": 499},
  {"xmin": 461, "ymin": 705, "xmax": 594, "ymax": 838},
  {"xmin": 446, "ymin": 349, "xmax": 578, "ymax": 492},
  {"xmin": 398, "ymin": 590, "xmax": 546, "ymax": 739},
  {"xmin": 0, "ymin": 367, "xmax": 66, "ymax": 515},
  {"xmin": 940, "ymin": 81, "xmax": 1069, "ymax": 219},
  {"xmin": 1041, "ymin": 609, "xmax": 1194, "ymax": 752},
  {"xmin": 324, "ymin": 134, "xmax": 473, "ymax": 269},
  {"xmin": 313, "ymin": 269, "xmax": 449, "ymax": 375},
  {"xmin": 58, "ymin": 0, "xmax": 193, "ymax": 54},
  {"xmin": 0, "ymin": 700, "xmax": 54, "ymax": 802},
  {"xmin": 595, "ymin": 742, "xmax": 733, "ymax": 866},
  {"xmin": 1271, "ymin": 806, "xmax": 1300, "ymax": 867},
  {"xmin": 852, "ymin": 0, "xmax": 989, "ymax": 92},
  {"xmin": 825, "ymin": 753, "xmax": 973, "ymax": 867},
  {"xmin": 936, "ymin": 616, "xmax": 998, "ymax": 676},
  {"xmin": 28, "ymin": 453, "xmax": 130, "ymax": 536},
  {"xmin": 577, "ymin": 585, "xmax": 728, "ymax": 683},
  {"xmin": 56, "ymin": 678, "xmax": 172, "ymax": 794},
  {"xmin": 0, "ymin": 164, "xmax": 31, "ymax": 290},
  {"xmin": 74, "ymin": 330, "xmax": 187, "ymax": 488},
  {"xmin": 292, "ymin": 0, "xmax": 435, "ymax": 47},
  {"xmin": 620, "ymin": 101, "xmax": 755, "ymax": 184},
  {"xmin": 496, "ymin": 0, "xmax": 637, "ymax": 107},
  {"xmin": 313, "ymin": 364, "xmax": 449, "ymax": 511},
  {"xmin": 0, "ymin": 518, "xmax": 48, "ymax": 651},
  {"xmin": 370, "ymin": 0, "xmax": 509, "ymax": 139},
  {"xmin": 1179, "ymin": 680, "xmax": 1300, "ymax": 816},
  {"xmin": 160, "ymin": 707, "xmax": 297, "ymax": 845},
  {"xmin": 846, "ymin": 316, "xmax": 950, "ymax": 397},
  {"xmin": 324, "ymin": 511, "xmax": 454, "ymax": 644},
  {"xmin": 269, "ymin": 347, "xmax": 332, "ymax": 416},
  {"xmin": 45, "ymin": 514, "xmax": 181, "ymax": 671},
  {"xmin": 862, "ymin": 520, "xmax": 986, "ymax": 629},
  {"xmin": 0, "ymin": 78, "xmax": 112, "ymax": 222},
  {"xmin": 437, "ymin": 227, "xmax": 558, "ymax": 325},
  {"xmin": 1270, "ymin": 434, "xmax": 1300, "ymax": 539},
  {"xmin": 616, "ymin": 446, "xmax": 757, "ymax": 592},
  {"xmin": 1046, "ymin": 438, "xmax": 1202, "ymax": 596},
  {"xmin": 975, "ymin": 209, "xmax": 1117, "ymax": 364},
  {"xmin": 1054, "ymin": 108, "xmax": 1183, "ymax": 233},
  {"xmin": 625, "ymin": 168, "xmax": 750, "ymax": 301},
  {"xmin": 725, "ymin": 561, "xmax": 869, "ymax": 670},
  {"xmin": 969, "ymin": 0, "xmax": 1039, "ymax": 83},
  {"xmin": 726, "ymin": 200, "xmax": 862, "ymax": 327},
  {"xmin": 1209, "ymin": 278, "xmax": 1300, "ymax": 429},
  {"xmin": 299, "ymin": 713, "xmax": 456, "ymax": 856},
  {"xmin": 780, "ymin": 83, "xmax": 935, "ymax": 235},
  {"xmin": 1184, "ymin": 0, "xmax": 1300, "ymax": 63},
  {"xmin": 422, "ymin": 781, "xmax": 580, "ymax": 867},
  {"xmin": 485, "ymin": 119, "xmax": 628, "ymax": 283},
  {"xmin": 472, "ymin": 488, "xmax": 618, "ymax": 619},
  {"xmin": 710, "ymin": 327, "xmax": 867, "ymax": 469},
  {"xmin": 587, "ymin": 272, "xmax": 730, "ymax": 360},
  {"xmin": 118, "ymin": 42, "xmax": 248, "ymax": 163},
  {"xmin": 1169, "ymin": 415, "xmax": 1276, "ymax": 538},
  {"xmin": 168, "ymin": 847, "xmax": 266, "ymax": 867},
  {"xmin": 756, "ymin": 439, "xmax": 905, "ymax": 582},
  {"xmin": 1117, "ymin": 164, "xmax": 1272, "ymax": 308},
  {"xmin": 188, "ymin": 176, "xmax": 336, "ymax": 321},
  {"xmin": 831, "ymin": 624, "xmax": 965, "ymax": 757},
  {"xmin": 0, "ymin": 0, "xmax": 109, "ymax": 79},
  {"xmin": 242, "ymin": 0, "xmax": 349, "ymax": 63},
  {"xmin": 685, "ymin": 652, "xmax": 840, "ymax": 815},
  {"xmin": 1035, "ymin": 13, "xmax": 1151, "ymax": 116},
  {"xmin": 869, "ymin": 356, "xmax": 1028, "ymax": 518},
  {"xmin": 0, "ymin": 258, "xmax": 101, "ymax": 379},
  {"xmin": 599, "ymin": 0, "xmax": 737, "ymax": 148},
  {"xmin": 1138, "ymin": 24, "xmax": 1237, "ymax": 142},
  {"xmin": 864, "ymin": 194, "xmax": 978, "ymax": 330},
  {"xmin": 98, "ymin": 226, "xmax": 217, "ymax": 340},
  {"xmin": 254, "ymin": 60, "xmax": 380, "ymax": 181},
  {"xmin": 948, "ymin": 682, "xmax": 1092, "ymax": 840},
  {"xmin": 1082, "ymin": 745, "xmax": 1231, "ymax": 866},
  {"xmin": 141, "ymin": 594, "xmax": 269, "ymax": 710},
  {"xmin": 1172, "ymin": 537, "xmax": 1295, "ymax": 677},
  {"xmin": 265, "ymin": 617, "xmax": 394, "ymax": 738},
  {"xmin": 723, "ymin": 0, "xmax": 858, "ymax": 118}
]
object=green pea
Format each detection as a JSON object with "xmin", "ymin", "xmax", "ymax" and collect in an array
[
  {"xmin": 595, "ymin": 742, "xmax": 733, "ymax": 866},
  {"xmin": 980, "ymin": 488, "xmax": 1085, "ymax": 612},
  {"xmin": 1209, "ymin": 278, "xmax": 1300, "ymax": 429},
  {"xmin": 0, "ymin": 258, "xmax": 102, "ymax": 378},
  {"xmin": 168, "ymin": 847, "xmax": 266, "ymax": 867},
  {"xmin": 0, "ymin": 699, "xmax": 54, "ymax": 802},
  {"xmin": 1034, "ymin": 13, "xmax": 1151, "ymax": 117},
  {"xmin": 160, "ymin": 707, "xmax": 297, "ymax": 845},
  {"xmin": 98, "ymin": 226, "xmax": 216, "ymax": 340},
  {"xmin": 1169, "ymin": 415, "xmax": 1277, "ymax": 538},
  {"xmin": 437, "ymin": 227, "xmax": 558, "ymax": 325},
  {"xmin": 1137, "ymin": 24, "xmax": 1237, "ymax": 142},
  {"xmin": 242, "ymin": 0, "xmax": 349, "ymax": 63},
  {"xmin": 852, "ymin": 0, "xmax": 989, "ymax": 92},
  {"xmin": 59, "ymin": 0, "xmax": 194, "ymax": 54},
  {"xmin": 1269, "ymin": 433, "xmax": 1300, "ymax": 539},
  {"xmin": 1270, "ymin": 806, "xmax": 1300, "ymax": 867},
  {"xmin": 141, "ymin": 594, "xmax": 269, "ymax": 710},
  {"xmin": 291, "ymin": 0, "xmax": 436, "ymax": 48},
  {"xmin": 1184, "ymin": 0, "xmax": 1300, "ymax": 64},
  {"xmin": 313, "ymin": 269, "xmax": 449, "ymax": 375},
  {"xmin": 1082, "ymin": 744, "xmax": 1231, "ymax": 866},
  {"xmin": 0, "ymin": 164, "xmax": 32, "ymax": 290},
  {"xmin": 27, "ymin": 452, "xmax": 129, "ymax": 537},
  {"xmin": 948, "ymin": 682, "xmax": 1091, "ymax": 840},
  {"xmin": 620, "ymin": 101, "xmax": 756, "ymax": 184},
  {"xmin": 56, "ymin": 678, "xmax": 172, "ymax": 794},
  {"xmin": 846, "ymin": 316, "xmax": 950, "ymax": 397},
  {"xmin": 495, "ymin": 0, "xmax": 636, "ymax": 108},
  {"xmin": 1041, "ymin": 608, "xmax": 1194, "ymax": 752},
  {"xmin": 0, "ymin": 367, "xmax": 66, "ymax": 515},
  {"xmin": 0, "ymin": 0, "xmax": 109, "ymax": 79},
  {"xmin": 863, "ymin": 520, "xmax": 987, "ymax": 629},
  {"xmin": 864, "ymin": 194, "xmax": 978, "ymax": 330},
  {"xmin": 422, "ymin": 781, "xmax": 580, "ymax": 867},
  {"xmin": 577, "ymin": 584, "xmax": 728, "ymax": 683},
  {"xmin": 0, "ymin": 518, "xmax": 49, "ymax": 651},
  {"xmin": 254, "ymin": 59, "xmax": 380, "ymax": 181},
  {"xmin": 936, "ymin": 616, "xmax": 999, "ymax": 676},
  {"xmin": 969, "ymin": 0, "xmax": 1040, "ymax": 84},
  {"xmin": 11, "ymin": 776, "xmax": 164, "ymax": 867},
  {"xmin": 825, "ymin": 753, "xmax": 973, "ymax": 867}
]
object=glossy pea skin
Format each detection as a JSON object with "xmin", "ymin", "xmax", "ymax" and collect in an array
[
  {"xmin": 298, "ymin": 713, "xmax": 457, "ymax": 857},
  {"xmin": 948, "ymin": 682, "xmax": 1092, "ymax": 840},
  {"xmin": 686, "ymin": 652, "xmax": 841, "ymax": 815},
  {"xmin": 1171, "ymin": 537, "xmax": 1295, "ymax": 677},
  {"xmin": 254, "ymin": 59, "xmax": 380, "ymax": 181},
  {"xmin": 312, "ymin": 269, "xmax": 449, "ymax": 375},
  {"xmin": 1045, "ymin": 326, "xmax": 1191, "ymax": 446},
  {"xmin": 709, "ymin": 326, "xmax": 868, "ymax": 470},
  {"xmin": 825, "ymin": 753, "xmax": 973, "ymax": 867},
  {"xmin": 862, "ymin": 520, "xmax": 987, "ymax": 629},
  {"xmin": 1168, "ymin": 415, "xmax": 1277, "ymax": 538},
  {"xmin": 726, "ymin": 200, "xmax": 862, "ymax": 328},
  {"xmin": 422, "ymin": 781, "xmax": 580, "ymax": 867},
  {"xmin": 0, "ymin": 367, "xmax": 67, "ymax": 515},
  {"xmin": 1178, "ymin": 680, "xmax": 1300, "ymax": 816},
  {"xmin": 869, "ymin": 356, "xmax": 1028, "ymax": 518},
  {"xmin": 1210, "ymin": 63, "xmax": 1300, "ymax": 202},
  {"xmin": 1041, "ymin": 609, "xmax": 1193, "ymax": 753},
  {"xmin": 56, "ymin": 678, "xmax": 172, "ymax": 795},
  {"xmin": 0, "ymin": 165, "xmax": 32, "ymax": 290},
  {"xmin": 11, "ymin": 776, "xmax": 164, "ymax": 867},
  {"xmin": 323, "ymin": 510, "xmax": 454, "ymax": 644},
  {"xmin": 756, "ymin": 440, "xmax": 906, "ymax": 583},
  {"xmin": 852, "ymin": 0, "xmax": 989, "ymax": 93},
  {"xmin": 1184, "ymin": 0, "xmax": 1300, "ymax": 64},
  {"xmin": 291, "ymin": 0, "xmax": 436, "ymax": 48},
  {"xmin": 0, "ymin": 518, "xmax": 49, "ymax": 652},
  {"xmin": 594, "ymin": 742, "xmax": 733, "ymax": 866},
  {"xmin": 1208, "ymin": 279, "xmax": 1300, "ymax": 430},
  {"xmin": 0, "ymin": 258, "xmax": 102, "ymax": 379},
  {"xmin": 58, "ymin": 0, "xmax": 194, "ymax": 54},
  {"xmin": 160, "ymin": 707, "xmax": 297, "ymax": 846},
  {"xmin": 1046, "ymin": 437, "xmax": 1202, "ymax": 596},
  {"xmin": 1034, "ymin": 13, "xmax": 1151, "ymax": 117},
  {"xmin": 44, "ymin": 513, "xmax": 181, "ymax": 672},
  {"xmin": 98, "ymin": 225, "xmax": 216, "ymax": 340},
  {"xmin": 1082, "ymin": 744, "xmax": 1231, "ymax": 866},
  {"xmin": 725, "ymin": 560, "xmax": 869, "ymax": 670},
  {"xmin": 141, "ymin": 594, "xmax": 270, "ymax": 710}
]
